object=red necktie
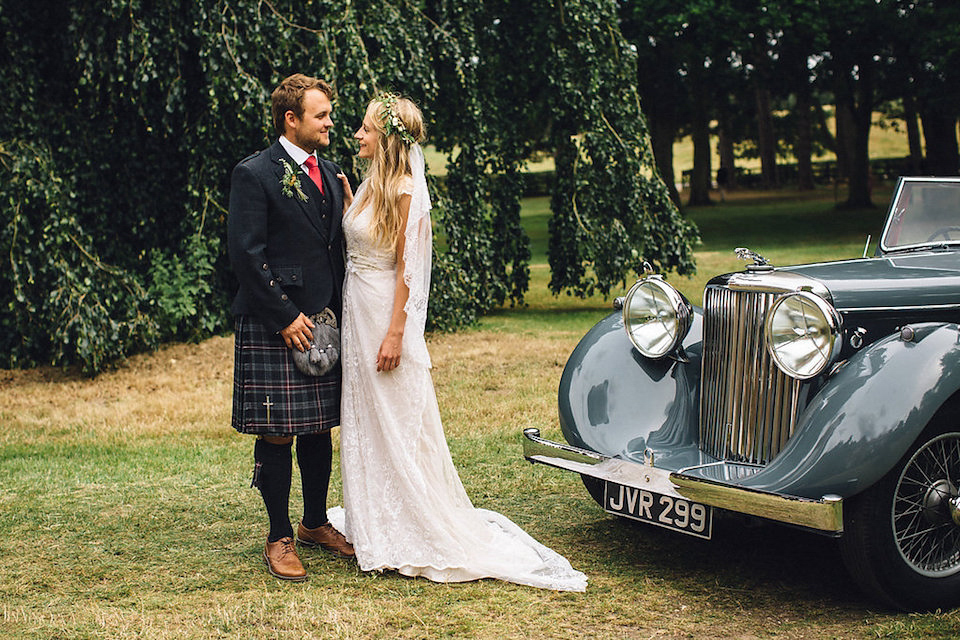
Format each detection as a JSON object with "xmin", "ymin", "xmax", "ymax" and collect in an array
[{"xmin": 304, "ymin": 155, "xmax": 324, "ymax": 195}]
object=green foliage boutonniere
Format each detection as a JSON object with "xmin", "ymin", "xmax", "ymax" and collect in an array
[{"xmin": 279, "ymin": 159, "xmax": 308, "ymax": 202}]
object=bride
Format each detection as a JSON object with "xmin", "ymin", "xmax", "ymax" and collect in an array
[{"xmin": 330, "ymin": 93, "xmax": 587, "ymax": 592}]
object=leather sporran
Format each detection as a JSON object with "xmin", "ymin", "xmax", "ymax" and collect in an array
[{"xmin": 291, "ymin": 308, "xmax": 340, "ymax": 376}]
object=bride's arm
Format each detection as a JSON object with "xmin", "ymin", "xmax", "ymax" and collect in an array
[{"xmin": 376, "ymin": 193, "xmax": 412, "ymax": 372}]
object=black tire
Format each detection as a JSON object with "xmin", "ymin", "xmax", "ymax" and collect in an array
[{"xmin": 840, "ymin": 421, "xmax": 960, "ymax": 611}]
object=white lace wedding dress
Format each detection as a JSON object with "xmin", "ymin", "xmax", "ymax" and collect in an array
[{"xmin": 327, "ymin": 146, "xmax": 586, "ymax": 592}]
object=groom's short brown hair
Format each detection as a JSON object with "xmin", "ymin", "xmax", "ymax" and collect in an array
[{"xmin": 271, "ymin": 74, "xmax": 335, "ymax": 136}]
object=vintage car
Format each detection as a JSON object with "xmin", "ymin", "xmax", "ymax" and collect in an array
[{"xmin": 523, "ymin": 176, "xmax": 960, "ymax": 611}]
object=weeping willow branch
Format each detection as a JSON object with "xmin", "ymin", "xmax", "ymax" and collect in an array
[
  {"xmin": 219, "ymin": 3, "xmax": 263, "ymax": 91},
  {"xmin": 259, "ymin": 0, "xmax": 322, "ymax": 34}
]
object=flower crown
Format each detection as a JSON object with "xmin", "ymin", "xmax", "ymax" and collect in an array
[{"xmin": 376, "ymin": 92, "xmax": 416, "ymax": 146}]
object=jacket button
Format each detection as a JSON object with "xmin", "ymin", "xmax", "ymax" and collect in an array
[
  {"xmin": 291, "ymin": 274, "xmax": 297, "ymax": 281},
  {"xmin": 281, "ymin": 294, "xmax": 288, "ymax": 301},
  {"xmin": 262, "ymin": 263, "xmax": 269, "ymax": 270},
  {"xmin": 269, "ymin": 280, "xmax": 275, "ymax": 287}
]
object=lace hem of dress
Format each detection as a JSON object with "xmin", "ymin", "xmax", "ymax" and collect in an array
[{"xmin": 327, "ymin": 507, "xmax": 587, "ymax": 592}]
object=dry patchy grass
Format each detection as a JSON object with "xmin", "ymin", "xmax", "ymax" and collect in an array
[{"xmin": 0, "ymin": 336, "xmax": 235, "ymax": 444}]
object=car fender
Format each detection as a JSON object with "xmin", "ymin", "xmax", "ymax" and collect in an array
[
  {"xmin": 558, "ymin": 309, "xmax": 703, "ymax": 463},
  {"xmin": 740, "ymin": 322, "xmax": 960, "ymax": 499}
]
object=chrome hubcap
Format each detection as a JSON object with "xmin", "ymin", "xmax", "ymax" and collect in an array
[{"xmin": 921, "ymin": 479, "xmax": 957, "ymax": 524}]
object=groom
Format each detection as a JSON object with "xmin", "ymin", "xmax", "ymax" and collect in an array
[{"xmin": 228, "ymin": 73, "xmax": 354, "ymax": 581}]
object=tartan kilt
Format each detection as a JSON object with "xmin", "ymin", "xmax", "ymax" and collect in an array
[{"xmin": 232, "ymin": 315, "xmax": 340, "ymax": 436}]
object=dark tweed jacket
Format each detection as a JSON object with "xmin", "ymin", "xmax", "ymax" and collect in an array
[{"xmin": 228, "ymin": 140, "xmax": 346, "ymax": 333}]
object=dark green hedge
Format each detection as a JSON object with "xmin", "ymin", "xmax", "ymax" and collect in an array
[{"xmin": 1, "ymin": 1, "xmax": 696, "ymax": 374}]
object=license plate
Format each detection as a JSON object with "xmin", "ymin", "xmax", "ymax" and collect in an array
[{"xmin": 603, "ymin": 480, "xmax": 713, "ymax": 539}]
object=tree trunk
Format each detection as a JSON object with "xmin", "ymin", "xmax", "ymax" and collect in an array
[
  {"xmin": 717, "ymin": 125, "xmax": 736, "ymax": 190},
  {"xmin": 835, "ymin": 101, "xmax": 855, "ymax": 180},
  {"xmin": 649, "ymin": 115, "xmax": 681, "ymax": 207},
  {"xmin": 844, "ymin": 61, "xmax": 874, "ymax": 208},
  {"xmin": 920, "ymin": 107, "xmax": 960, "ymax": 175},
  {"xmin": 903, "ymin": 95, "xmax": 924, "ymax": 174},
  {"xmin": 687, "ymin": 78, "xmax": 712, "ymax": 206},
  {"xmin": 755, "ymin": 86, "xmax": 778, "ymax": 188},
  {"xmin": 846, "ymin": 111, "xmax": 873, "ymax": 207},
  {"xmin": 794, "ymin": 90, "xmax": 814, "ymax": 190}
]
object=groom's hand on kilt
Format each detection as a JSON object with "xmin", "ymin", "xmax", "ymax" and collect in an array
[{"xmin": 280, "ymin": 313, "xmax": 315, "ymax": 352}]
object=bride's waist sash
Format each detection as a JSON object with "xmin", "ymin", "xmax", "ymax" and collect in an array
[{"xmin": 346, "ymin": 255, "xmax": 396, "ymax": 273}]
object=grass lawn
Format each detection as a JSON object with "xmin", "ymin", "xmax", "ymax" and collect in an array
[{"xmin": 4, "ymin": 182, "xmax": 960, "ymax": 638}]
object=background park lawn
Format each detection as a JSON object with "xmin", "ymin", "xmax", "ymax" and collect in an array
[{"xmin": 4, "ymin": 181, "xmax": 960, "ymax": 638}]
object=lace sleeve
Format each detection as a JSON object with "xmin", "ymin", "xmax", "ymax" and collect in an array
[
  {"xmin": 399, "ymin": 175, "xmax": 414, "ymax": 197},
  {"xmin": 400, "ymin": 145, "xmax": 432, "ymax": 368}
]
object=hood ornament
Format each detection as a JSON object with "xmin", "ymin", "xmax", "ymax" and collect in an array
[{"xmin": 735, "ymin": 247, "xmax": 773, "ymax": 268}]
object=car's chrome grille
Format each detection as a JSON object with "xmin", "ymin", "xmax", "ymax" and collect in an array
[{"xmin": 700, "ymin": 285, "xmax": 803, "ymax": 464}]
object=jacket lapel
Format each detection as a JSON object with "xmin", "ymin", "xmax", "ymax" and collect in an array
[{"xmin": 269, "ymin": 143, "xmax": 327, "ymax": 238}]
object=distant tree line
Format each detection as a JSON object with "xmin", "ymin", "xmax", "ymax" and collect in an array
[
  {"xmin": 0, "ymin": 1, "xmax": 696, "ymax": 374},
  {"xmin": 621, "ymin": 0, "xmax": 960, "ymax": 208}
]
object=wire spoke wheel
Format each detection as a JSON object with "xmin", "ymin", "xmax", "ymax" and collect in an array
[
  {"xmin": 841, "ymin": 421, "xmax": 960, "ymax": 611},
  {"xmin": 892, "ymin": 433, "xmax": 960, "ymax": 577}
]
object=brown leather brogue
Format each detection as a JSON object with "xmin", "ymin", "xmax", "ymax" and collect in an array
[
  {"xmin": 263, "ymin": 536, "xmax": 307, "ymax": 581},
  {"xmin": 296, "ymin": 521, "xmax": 355, "ymax": 558}
]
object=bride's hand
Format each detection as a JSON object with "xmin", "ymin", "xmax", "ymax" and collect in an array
[
  {"xmin": 337, "ymin": 173, "xmax": 353, "ymax": 213},
  {"xmin": 376, "ymin": 333, "xmax": 403, "ymax": 372}
]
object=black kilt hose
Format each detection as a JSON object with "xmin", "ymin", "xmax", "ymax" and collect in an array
[{"xmin": 232, "ymin": 315, "xmax": 340, "ymax": 436}]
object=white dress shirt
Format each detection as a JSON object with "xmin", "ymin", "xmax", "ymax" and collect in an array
[{"xmin": 279, "ymin": 135, "xmax": 318, "ymax": 177}]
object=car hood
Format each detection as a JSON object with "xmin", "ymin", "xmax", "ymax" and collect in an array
[{"xmin": 780, "ymin": 251, "xmax": 960, "ymax": 310}]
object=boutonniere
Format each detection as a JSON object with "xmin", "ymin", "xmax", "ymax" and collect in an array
[{"xmin": 279, "ymin": 159, "xmax": 308, "ymax": 202}]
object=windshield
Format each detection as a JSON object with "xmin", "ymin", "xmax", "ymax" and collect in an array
[{"xmin": 881, "ymin": 178, "xmax": 960, "ymax": 252}]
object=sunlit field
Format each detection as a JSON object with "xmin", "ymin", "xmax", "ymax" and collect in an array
[{"xmin": 670, "ymin": 111, "xmax": 915, "ymax": 179}]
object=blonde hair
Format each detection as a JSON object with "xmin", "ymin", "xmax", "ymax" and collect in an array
[{"xmin": 355, "ymin": 95, "xmax": 426, "ymax": 248}]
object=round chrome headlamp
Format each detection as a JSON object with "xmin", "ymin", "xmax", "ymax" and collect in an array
[
  {"xmin": 765, "ymin": 291, "xmax": 842, "ymax": 379},
  {"xmin": 622, "ymin": 276, "xmax": 692, "ymax": 359}
]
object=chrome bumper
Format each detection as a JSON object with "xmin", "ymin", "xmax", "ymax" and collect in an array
[{"xmin": 522, "ymin": 428, "xmax": 843, "ymax": 534}]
